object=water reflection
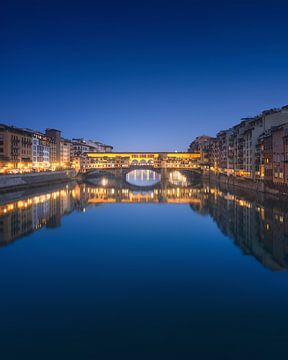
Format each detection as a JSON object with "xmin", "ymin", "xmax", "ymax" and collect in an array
[
  {"xmin": 1, "ymin": 180, "xmax": 288, "ymax": 271},
  {"xmin": 169, "ymin": 171, "xmax": 188, "ymax": 186},
  {"xmin": 126, "ymin": 169, "xmax": 161, "ymax": 186}
]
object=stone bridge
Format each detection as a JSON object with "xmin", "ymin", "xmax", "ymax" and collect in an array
[{"xmin": 81, "ymin": 151, "xmax": 201, "ymax": 173}]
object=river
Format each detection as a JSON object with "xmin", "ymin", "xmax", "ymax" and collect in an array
[{"xmin": 0, "ymin": 169, "xmax": 288, "ymax": 359}]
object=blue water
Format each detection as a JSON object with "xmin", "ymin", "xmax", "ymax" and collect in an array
[{"xmin": 0, "ymin": 175, "xmax": 288, "ymax": 359}]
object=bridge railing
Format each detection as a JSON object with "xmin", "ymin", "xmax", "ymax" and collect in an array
[{"xmin": 82, "ymin": 163, "xmax": 201, "ymax": 172}]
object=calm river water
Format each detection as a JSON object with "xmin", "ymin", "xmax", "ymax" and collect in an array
[{"xmin": 1, "ymin": 169, "xmax": 288, "ymax": 359}]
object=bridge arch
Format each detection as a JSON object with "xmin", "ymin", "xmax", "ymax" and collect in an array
[{"xmin": 126, "ymin": 168, "xmax": 161, "ymax": 187}]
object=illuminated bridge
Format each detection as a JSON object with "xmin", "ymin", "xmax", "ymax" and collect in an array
[{"xmin": 81, "ymin": 152, "xmax": 201, "ymax": 173}]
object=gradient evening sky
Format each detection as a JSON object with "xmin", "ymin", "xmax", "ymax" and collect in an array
[{"xmin": 1, "ymin": 0, "xmax": 288, "ymax": 151}]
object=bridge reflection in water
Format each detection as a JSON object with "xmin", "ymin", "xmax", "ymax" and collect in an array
[
  {"xmin": 85, "ymin": 169, "xmax": 194, "ymax": 189},
  {"xmin": 0, "ymin": 175, "xmax": 288, "ymax": 271},
  {"xmin": 125, "ymin": 169, "xmax": 189, "ymax": 187},
  {"xmin": 126, "ymin": 169, "xmax": 161, "ymax": 187}
]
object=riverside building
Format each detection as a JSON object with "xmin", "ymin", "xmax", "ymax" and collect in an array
[
  {"xmin": 188, "ymin": 135, "xmax": 216, "ymax": 168},
  {"xmin": 23, "ymin": 129, "xmax": 55, "ymax": 171},
  {"xmin": 191, "ymin": 105, "xmax": 288, "ymax": 187},
  {"xmin": 0, "ymin": 124, "xmax": 33, "ymax": 172},
  {"xmin": 45, "ymin": 128, "xmax": 61, "ymax": 166},
  {"xmin": 60, "ymin": 139, "xmax": 72, "ymax": 167},
  {"xmin": 0, "ymin": 124, "xmax": 112, "ymax": 173},
  {"xmin": 71, "ymin": 138, "xmax": 113, "ymax": 157}
]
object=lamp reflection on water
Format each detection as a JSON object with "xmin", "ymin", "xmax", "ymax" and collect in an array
[
  {"xmin": 101, "ymin": 178, "xmax": 108, "ymax": 186},
  {"xmin": 168, "ymin": 171, "xmax": 188, "ymax": 186},
  {"xmin": 1, "ymin": 180, "xmax": 288, "ymax": 271},
  {"xmin": 126, "ymin": 170, "xmax": 161, "ymax": 187}
]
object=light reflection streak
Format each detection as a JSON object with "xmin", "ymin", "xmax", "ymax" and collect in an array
[{"xmin": 0, "ymin": 179, "xmax": 288, "ymax": 271}]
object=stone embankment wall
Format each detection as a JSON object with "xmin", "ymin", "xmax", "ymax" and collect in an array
[
  {"xmin": 208, "ymin": 172, "xmax": 284, "ymax": 197},
  {"xmin": 0, "ymin": 170, "xmax": 76, "ymax": 192}
]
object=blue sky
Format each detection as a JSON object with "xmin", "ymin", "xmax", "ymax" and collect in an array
[{"xmin": 1, "ymin": 0, "xmax": 288, "ymax": 150}]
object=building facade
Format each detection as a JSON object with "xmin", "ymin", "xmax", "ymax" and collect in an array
[
  {"xmin": 32, "ymin": 132, "xmax": 51, "ymax": 170},
  {"xmin": 195, "ymin": 105, "xmax": 288, "ymax": 186},
  {"xmin": 60, "ymin": 139, "xmax": 71, "ymax": 167},
  {"xmin": 0, "ymin": 124, "xmax": 113, "ymax": 173},
  {"xmin": 188, "ymin": 135, "xmax": 215, "ymax": 167},
  {"xmin": 71, "ymin": 138, "xmax": 113, "ymax": 157},
  {"xmin": 271, "ymin": 125, "xmax": 288, "ymax": 186},
  {"xmin": 0, "ymin": 124, "xmax": 32, "ymax": 171},
  {"xmin": 45, "ymin": 128, "xmax": 61, "ymax": 165}
]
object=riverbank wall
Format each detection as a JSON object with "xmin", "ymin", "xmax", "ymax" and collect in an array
[
  {"xmin": 207, "ymin": 172, "xmax": 286, "ymax": 197},
  {"xmin": 0, "ymin": 170, "xmax": 77, "ymax": 192}
]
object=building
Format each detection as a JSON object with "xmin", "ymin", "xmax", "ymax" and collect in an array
[
  {"xmin": 71, "ymin": 154, "xmax": 86, "ymax": 172},
  {"xmin": 263, "ymin": 130, "xmax": 273, "ymax": 183},
  {"xmin": 242, "ymin": 118, "xmax": 258, "ymax": 178},
  {"xmin": 80, "ymin": 139, "xmax": 113, "ymax": 152},
  {"xmin": 71, "ymin": 139, "xmax": 93, "ymax": 158},
  {"xmin": 211, "ymin": 137, "xmax": 219, "ymax": 170},
  {"xmin": 0, "ymin": 124, "xmax": 32, "ymax": 171},
  {"xmin": 45, "ymin": 128, "xmax": 61, "ymax": 165},
  {"xmin": 94, "ymin": 141, "xmax": 113, "ymax": 152},
  {"xmin": 0, "ymin": 123, "xmax": 113, "ymax": 173},
  {"xmin": 70, "ymin": 138, "xmax": 113, "ymax": 166},
  {"xmin": 271, "ymin": 124, "xmax": 288, "ymax": 186},
  {"xmin": 188, "ymin": 135, "xmax": 215, "ymax": 167},
  {"xmin": 32, "ymin": 132, "xmax": 52, "ymax": 170},
  {"xmin": 245, "ymin": 107, "xmax": 288, "ymax": 179},
  {"xmin": 60, "ymin": 138, "xmax": 71, "ymax": 167},
  {"xmin": 215, "ymin": 129, "xmax": 234, "ymax": 175},
  {"xmin": 71, "ymin": 138, "xmax": 113, "ymax": 156},
  {"xmin": 231, "ymin": 120, "xmax": 248, "ymax": 176},
  {"xmin": 197, "ymin": 105, "xmax": 288, "ymax": 181},
  {"xmin": 255, "ymin": 132, "xmax": 265, "ymax": 179},
  {"xmin": 22, "ymin": 129, "xmax": 55, "ymax": 170}
]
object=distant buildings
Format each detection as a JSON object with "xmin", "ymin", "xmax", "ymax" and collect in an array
[
  {"xmin": 0, "ymin": 124, "xmax": 113, "ymax": 173},
  {"xmin": 71, "ymin": 138, "xmax": 113, "ymax": 156},
  {"xmin": 189, "ymin": 105, "xmax": 288, "ymax": 187},
  {"xmin": 188, "ymin": 135, "xmax": 215, "ymax": 167},
  {"xmin": 69, "ymin": 138, "xmax": 114, "ymax": 171}
]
